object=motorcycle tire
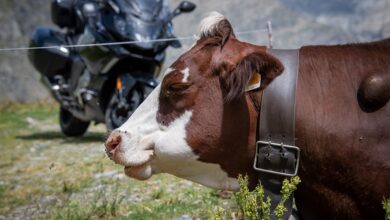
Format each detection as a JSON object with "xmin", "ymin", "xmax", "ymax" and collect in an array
[
  {"xmin": 105, "ymin": 87, "xmax": 143, "ymax": 131},
  {"xmin": 59, "ymin": 107, "xmax": 90, "ymax": 137}
]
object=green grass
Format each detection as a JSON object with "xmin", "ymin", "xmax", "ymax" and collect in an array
[{"xmin": 0, "ymin": 103, "xmax": 234, "ymax": 219}]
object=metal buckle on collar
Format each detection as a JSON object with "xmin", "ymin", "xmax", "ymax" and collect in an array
[{"xmin": 253, "ymin": 141, "xmax": 300, "ymax": 177}]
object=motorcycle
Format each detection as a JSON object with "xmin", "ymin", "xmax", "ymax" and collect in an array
[{"xmin": 28, "ymin": 0, "xmax": 196, "ymax": 136}]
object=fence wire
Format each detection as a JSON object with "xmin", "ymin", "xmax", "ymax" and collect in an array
[{"xmin": 0, "ymin": 27, "xmax": 270, "ymax": 52}]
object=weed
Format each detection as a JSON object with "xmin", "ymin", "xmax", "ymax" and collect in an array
[
  {"xmin": 384, "ymin": 198, "xmax": 390, "ymax": 220},
  {"xmin": 62, "ymin": 182, "xmax": 76, "ymax": 194},
  {"xmin": 150, "ymin": 188, "xmax": 165, "ymax": 200},
  {"xmin": 54, "ymin": 183, "xmax": 125, "ymax": 219},
  {"xmin": 231, "ymin": 175, "xmax": 300, "ymax": 220},
  {"xmin": 209, "ymin": 206, "xmax": 225, "ymax": 220},
  {"xmin": 255, "ymin": 182, "xmax": 271, "ymax": 219},
  {"xmin": 234, "ymin": 175, "xmax": 258, "ymax": 219},
  {"xmin": 52, "ymin": 201, "xmax": 89, "ymax": 220},
  {"xmin": 62, "ymin": 179, "xmax": 93, "ymax": 194},
  {"xmin": 274, "ymin": 177, "xmax": 301, "ymax": 219},
  {"xmin": 0, "ymin": 185, "xmax": 6, "ymax": 198}
]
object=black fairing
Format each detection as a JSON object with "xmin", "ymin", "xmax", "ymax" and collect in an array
[{"xmin": 51, "ymin": 0, "xmax": 77, "ymax": 28}]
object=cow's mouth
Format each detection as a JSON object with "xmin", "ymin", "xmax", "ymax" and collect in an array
[
  {"xmin": 109, "ymin": 149, "xmax": 154, "ymax": 166},
  {"xmin": 124, "ymin": 160, "xmax": 153, "ymax": 180}
]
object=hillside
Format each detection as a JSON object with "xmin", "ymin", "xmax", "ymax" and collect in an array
[{"xmin": 0, "ymin": 0, "xmax": 389, "ymax": 102}]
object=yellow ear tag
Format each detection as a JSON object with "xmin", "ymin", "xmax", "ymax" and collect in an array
[{"xmin": 245, "ymin": 71, "xmax": 261, "ymax": 92}]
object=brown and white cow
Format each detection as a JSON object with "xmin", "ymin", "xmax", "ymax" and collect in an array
[{"xmin": 105, "ymin": 12, "xmax": 390, "ymax": 220}]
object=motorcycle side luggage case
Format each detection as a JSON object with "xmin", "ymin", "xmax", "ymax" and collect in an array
[
  {"xmin": 51, "ymin": 0, "xmax": 76, "ymax": 28},
  {"xmin": 28, "ymin": 27, "xmax": 70, "ymax": 77}
]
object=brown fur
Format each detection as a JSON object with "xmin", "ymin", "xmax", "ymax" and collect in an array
[
  {"xmin": 218, "ymin": 52, "xmax": 284, "ymax": 102},
  {"xmin": 295, "ymin": 43, "xmax": 390, "ymax": 220}
]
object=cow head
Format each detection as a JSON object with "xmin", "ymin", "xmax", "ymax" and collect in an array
[{"xmin": 105, "ymin": 12, "xmax": 283, "ymax": 190}]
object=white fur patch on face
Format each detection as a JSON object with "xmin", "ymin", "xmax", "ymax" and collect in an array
[
  {"xmin": 198, "ymin": 11, "xmax": 225, "ymax": 38},
  {"xmin": 117, "ymin": 85, "xmax": 161, "ymax": 165},
  {"xmin": 184, "ymin": 162, "xmax": 239, "ymax": 190},
  {"xmin": 153, "ymin": 158, "xmax": 239, "ymax": 190},
  {"xmin": 155, "ymin": 110, "xmax": 195, "ymax": 159},
  {"xmin": 181, "ymin": 67, "xmax": 190, "ymax": 83},
  {"xmin": 153, "ymin": 111, "xmax": 239, "ymax": 190},
  {"xmin": 153, "ymin": 110, "xmax": 238, "ymax": 190}
]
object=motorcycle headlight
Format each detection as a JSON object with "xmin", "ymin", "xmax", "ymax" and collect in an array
[
  {"xmin": 114, "ymin": 17, "xmax": 128, "ymax": 38},
  {"xmin": 134, "ymin": 33, "xmax": 151, "ymax": 42}
]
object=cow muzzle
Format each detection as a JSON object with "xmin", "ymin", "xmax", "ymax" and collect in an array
[
  {"xmin": 105, "ymin": 132, "xmax": 121, "ymax": 159},
  {"xmin": 105, "ymin": 130, "xmax": 155, "ymax": 180}
]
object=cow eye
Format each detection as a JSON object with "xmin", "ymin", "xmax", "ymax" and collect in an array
[{"xmin": 168, "ymin": 83, "xmax": 190, "ymax": 92}]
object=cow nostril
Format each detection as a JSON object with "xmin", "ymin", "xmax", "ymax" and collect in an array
[{"xmin": 106, "ymin": 133, "xmax": 122, "ymax": 152}]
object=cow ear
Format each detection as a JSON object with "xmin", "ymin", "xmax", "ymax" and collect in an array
[{"xmin": 220, "ymin": 52, "xmax": 284, "ymax": 102}]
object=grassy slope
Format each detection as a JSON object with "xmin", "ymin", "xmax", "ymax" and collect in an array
[{"xmin": 0, "ymin": 104, "xmax": 234, "ymax": 219}]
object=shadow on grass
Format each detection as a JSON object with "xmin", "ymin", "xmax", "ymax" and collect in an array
[{"xmin": 16, "ymin": 131, "xmax": 107, "ymax": 143}]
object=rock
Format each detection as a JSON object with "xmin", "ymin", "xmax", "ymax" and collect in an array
[
  {"xmin": 94, "ymin": 170, "xmax": 120, "ymax": 179},
  {"xmin": 178, "ymin": 214, "xmax": 192, "ymax": 220}
]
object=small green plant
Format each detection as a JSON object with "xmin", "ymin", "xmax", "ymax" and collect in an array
[
  {"xmin": 150, "ymin": 188, "xmax": 165, "ymax": 200},
  {"xmin": 274, "ymin": 177, "xmax": 301, "ymax": 219},
  {"xmin": 383, "ymin": 198, "xmax": 390, "ymax": 220},
  {"xmin": 54, "ymin": 186, "xmax": 125, "ymax": 219},
  {"xmin": 255, "ymin": 182, "xmax": 271, "ymax": 220},
  {"xmin": 234, "ymin": 175, "xmax": 300, "ymax": 220},
  {"xmin": 209, "ymin": 206, "xmax": 225, "ymax": 220},
  {"xmin": 235, "ymin": 175, "xmax": 259, "ymax": 220}
]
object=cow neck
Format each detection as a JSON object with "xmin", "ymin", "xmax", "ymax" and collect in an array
[{"xmin": 250, "ymin": 49, "xmax": 300, "ymax": 220}]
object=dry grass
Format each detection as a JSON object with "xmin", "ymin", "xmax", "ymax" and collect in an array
[{"xmin": 0, "ymin": 103, "xmax": 234, "ymax": 219}]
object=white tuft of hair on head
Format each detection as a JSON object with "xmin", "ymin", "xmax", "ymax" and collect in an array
[{"xmin": 198, "ymin": 11, "xmax": 226, "ymax": 38}]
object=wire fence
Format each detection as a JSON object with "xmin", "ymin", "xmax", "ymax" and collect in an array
[{"xmin": 0, "ymin": 26, "xmax": 272, "ymax": 52}]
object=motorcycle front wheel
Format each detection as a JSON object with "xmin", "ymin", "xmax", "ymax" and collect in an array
[
  {"xmin": 59, "ymin": 107, "xmax": 90, "ymax": 137},
  {"xmin": 105, "ymin": 86, "xmax": 144, "ymax": 131}
]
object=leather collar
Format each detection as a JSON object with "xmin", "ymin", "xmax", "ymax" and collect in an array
[{"xmin": 252, "ymin": 49, "xmax": 300, "ymax": 220}]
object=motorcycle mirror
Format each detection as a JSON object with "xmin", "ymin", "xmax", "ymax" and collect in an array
[
  {"xmin": 171, "ymin": 1, "xmax": 196, "ymax": 18},
  {"xmin": 83, "ymin": 3, "xmax": 98, "ymax": 29},
  {"xmin": 178, "ymin": 1, "xmax": 196, "ymax": 13},
  {"xmin": 83, "ymin": 3, "xmax": 98, "ymax": 18}
]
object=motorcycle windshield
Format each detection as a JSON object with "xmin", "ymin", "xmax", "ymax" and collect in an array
[
  {"xmin": 116, "ymin": 0, "xmax": 165, "ymax": 21},
  {"xmin": 114, "ymin": 0, "xmax": 170, "ymax": 49}
]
